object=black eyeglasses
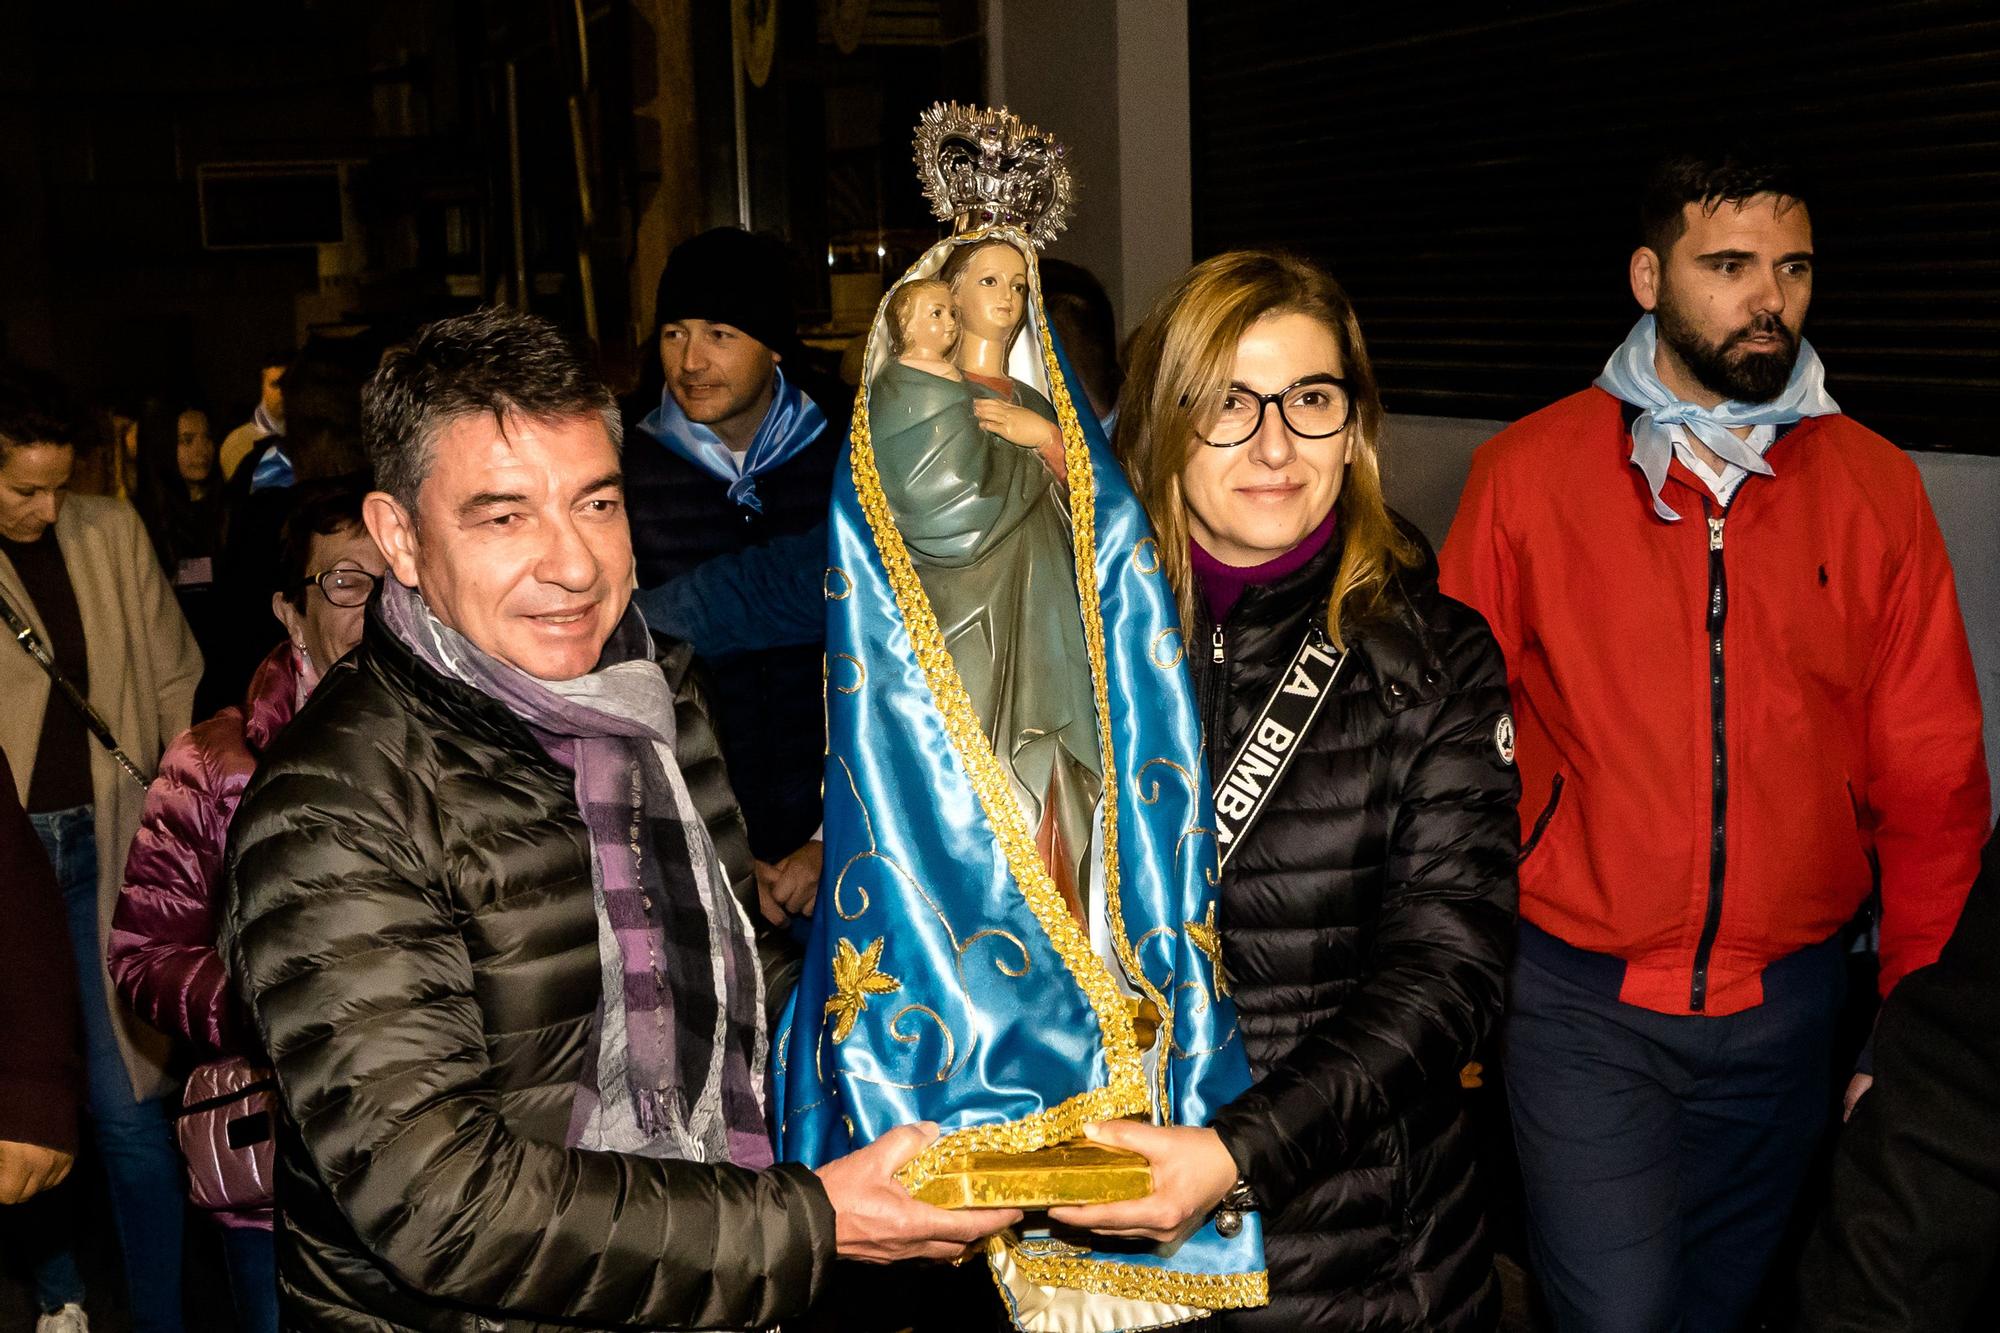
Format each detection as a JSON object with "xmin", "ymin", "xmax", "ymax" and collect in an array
[
  {"xmin": 301, "ymin": 567, "xmax": 380, "ymax": 608},
  {"xmin": 1200, "ymin": 374, "xmax": 1353, "ymax": 447}
]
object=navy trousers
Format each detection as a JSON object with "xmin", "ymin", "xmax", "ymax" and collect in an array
[{"xmin": 1504, "ymin": 926, "xmax": 1844, "ymax": 1333}]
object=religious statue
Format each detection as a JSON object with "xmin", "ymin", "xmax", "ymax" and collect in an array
[
  {"xmin": 871, "ymin": 250, "xmax": 1100, "ymax": 925},
  {"xmin": 776, "ymin": 103, "xmax": 1268, "ymax": 1331}
]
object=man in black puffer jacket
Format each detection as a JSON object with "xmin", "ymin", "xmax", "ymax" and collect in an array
[{"xmin": 222, "ymin": 309, "xmax": 1015, "ymax": 1331}]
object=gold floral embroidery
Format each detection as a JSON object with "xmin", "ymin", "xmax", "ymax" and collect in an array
[
  {"xmin": 1185, "ymin": 902, "xmax": 1230, "ymax": 998},
  {"xmin": 826, "ymin": 937, "xmax": 902, "ymax": 1043}
]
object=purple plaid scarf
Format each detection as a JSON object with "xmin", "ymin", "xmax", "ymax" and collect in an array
[{"xmin": 379, "ymin": 578, "xmax": 772, "ymax": 1167}]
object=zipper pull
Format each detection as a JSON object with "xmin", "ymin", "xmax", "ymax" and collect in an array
[
  {"xmin": 1707, "ymin": 515, "xmax": 1726, "ymax": 551},
  {"xmin": 1211, "ymin": 625, "xmax": 1226, "ymax": 664}
]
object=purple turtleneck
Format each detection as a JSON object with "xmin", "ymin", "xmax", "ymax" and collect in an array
[{"xmin": 1191, "ymin": 508, "xmax": 1339, "ymax": 625}]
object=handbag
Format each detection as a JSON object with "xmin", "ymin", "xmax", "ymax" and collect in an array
[{"xmin": 175, "ymin": 1055, "xmax": 278, "ymax": 1211}]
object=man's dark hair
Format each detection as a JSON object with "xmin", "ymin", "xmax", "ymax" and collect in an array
[
  {"xmin": 362, "ymin": 307, "xmax": 619, "ymax": 512},
  {"xmin": 0, "ymin": 361, "xmax": 91, "ymax": 457},
  {"xmin": 1639, "ymin": 148, "xmax": 1810, "ymax": 258},
  {"xmin": 285, "ymin": 333, "xmax": 380, "ymax": 484},
  {"xmin": 277, "ymin": 478, "xmax": 372, "ymax": 610}
]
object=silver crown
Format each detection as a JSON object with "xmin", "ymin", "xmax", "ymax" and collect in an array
[{"xmin": 913, "ymin": 102, "xmax": 1074, "ymax": 248}]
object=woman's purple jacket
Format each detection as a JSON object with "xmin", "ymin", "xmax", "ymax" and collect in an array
[{"xmin": 108, "ymin": 643, "xmax": 301, "ymax": 1227}]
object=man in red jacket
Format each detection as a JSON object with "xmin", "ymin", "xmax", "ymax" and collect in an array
[{"xmin": 1440, "ymin": 149, "xmax": 1989, "ymax": 1332}]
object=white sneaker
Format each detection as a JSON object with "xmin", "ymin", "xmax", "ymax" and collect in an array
[{"xmin": 36, "ymin": 1303, "xmax": 89, "ymax": 1333}]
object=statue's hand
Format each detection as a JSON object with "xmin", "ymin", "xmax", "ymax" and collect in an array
[
  {"xmin": 972, "ymin": 398, "xmax": 1059, "ymax": 451},
  {"xmin": 972, "ymin": 399, "xmax": 1068, "ymax": 482}
]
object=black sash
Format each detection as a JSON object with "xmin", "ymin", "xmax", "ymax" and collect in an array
[{"xmin": 1214, "ymin": 626, "xmax": 1347, "ymax": 868}]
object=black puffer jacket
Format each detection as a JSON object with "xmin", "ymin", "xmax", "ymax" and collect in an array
[
  {"xmin": 1201, "ymin": 527, "xmax": 1519, "ymax": 1333},
  {"xmin": 223, "ymin": 614, "xmax": 826, "ymax": 1331},
  {"xmin": 622, "ymin": 376, "xmax": 849, "ymax": 860}
]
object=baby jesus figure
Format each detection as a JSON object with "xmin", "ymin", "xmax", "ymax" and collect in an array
[{"xmin": 890, "ymin": 278, "xmax": 963, "ymax": 381}]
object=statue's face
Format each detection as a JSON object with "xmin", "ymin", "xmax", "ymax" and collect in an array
[
  {"xmin": 951, "ymin": 244, "xmax": 1029, "ymax": 344},
  {"xmin": 899, "ymin": 282, "xmax": 959, "ymax": 359}
]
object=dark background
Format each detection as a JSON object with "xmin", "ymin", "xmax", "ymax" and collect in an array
[
  {"xmin": 0, "ymin": 0, "xmax": 981, "ymax": 430},
  {"xmin": 1190, "ymin": 0, "xmax": 2000, "ymax": 453}
]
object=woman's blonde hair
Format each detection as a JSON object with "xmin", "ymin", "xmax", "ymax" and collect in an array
[{"xmin": 1114, "ymin": 250, "xmax": 1417, "ymax": 649}]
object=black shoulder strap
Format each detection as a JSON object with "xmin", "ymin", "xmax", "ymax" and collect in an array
[
  {"xmin": 1213, "ymin": 626, "xmax": 1347, "ymax": 868},
  {"xmin": 0, "ymin": 589, "xmax": 151, "ymax": 786}
]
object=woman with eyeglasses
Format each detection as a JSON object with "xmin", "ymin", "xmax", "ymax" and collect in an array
[
  {"xmin": 1044, "ymin": 251, "xmax": 1520, "ymax": 1332},
  {"xmin": 108, "ymin": 479, "xmax": 383, "ymax": 1333}
]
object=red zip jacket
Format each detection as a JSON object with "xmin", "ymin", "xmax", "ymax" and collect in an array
[{"xmin": 1440, "ymin": 388, "xmax": 1988, "ymax": 1016}]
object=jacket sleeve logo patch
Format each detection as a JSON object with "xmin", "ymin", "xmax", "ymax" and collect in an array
[{"xmin": 1494, "ymin": 714, "xmax": 1516, "ymax": 766}]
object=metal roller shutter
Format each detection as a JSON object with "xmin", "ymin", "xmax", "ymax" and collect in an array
[{"xmin": 1189, "ymin": 1, "xmax": 1999, "ymax": 453}]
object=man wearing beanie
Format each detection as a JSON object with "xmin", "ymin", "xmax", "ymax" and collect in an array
[{"xmin": 624, "ymin": 227, "xmax": 848, "ymax": 909}]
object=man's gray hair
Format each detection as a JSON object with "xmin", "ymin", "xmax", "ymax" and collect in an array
[{"xmin": 363, "ymin": 307, "xmax": 622, "ymax": 513}]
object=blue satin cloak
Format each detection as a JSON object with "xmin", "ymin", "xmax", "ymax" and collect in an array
[{"xmin": 774, "ymin": 252, "xmax": 1265, "ymax": 1308}]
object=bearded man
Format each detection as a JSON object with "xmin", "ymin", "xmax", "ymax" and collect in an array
[{"xmin": 1440, "ymin": 150, "xmax": 1988, "ymax": 1332}]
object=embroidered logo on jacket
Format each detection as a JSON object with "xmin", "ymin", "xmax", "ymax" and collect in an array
[{"xmin": 1494, "ymin": 714, "xmax": 1516, "ymax": 766}]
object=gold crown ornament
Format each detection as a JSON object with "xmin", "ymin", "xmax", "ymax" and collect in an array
[{"xmin": 913, "ymin": 102, "xmax": 1075, "ymax": 247}]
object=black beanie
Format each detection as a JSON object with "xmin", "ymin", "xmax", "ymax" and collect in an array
[{"xmin": 652, "ymin": 227, "xmax": 799, "ymax": 354}]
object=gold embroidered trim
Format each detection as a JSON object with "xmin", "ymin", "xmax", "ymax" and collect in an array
[
  {"xmin": 1032, "ymin": 294, "xmax": 1180, "ymax": 1121},
  {"xmin": 1001, "ymin": 1237, "xmax": 1271, "ymax": 1310},
  {"xmin": 846, "ymin": 228, "xmax": 1156, "ymax": 1185}
]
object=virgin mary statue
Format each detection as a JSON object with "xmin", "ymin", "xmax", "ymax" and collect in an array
[{"xmin": 775, "ymin": 104, "xmax": 1267, "ymax": 1331}]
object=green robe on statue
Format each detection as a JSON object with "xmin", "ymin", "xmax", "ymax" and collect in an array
[{"xmin": 868, "ymin": 360, "xmax": 1103, "ymax": 910}]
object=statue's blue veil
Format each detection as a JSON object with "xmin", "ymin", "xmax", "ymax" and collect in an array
[{"xmin": 775, "ymin": 227, "xmax": 1267, "ymax": 1326}]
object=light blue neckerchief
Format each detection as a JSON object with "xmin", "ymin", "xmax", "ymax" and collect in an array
[
  {"xmin": 1594, "ymin": 314, "xmax": 1840, "ymax": 522},
  {"xmin": 636, "ymin": 367, "xmax": 827, "ymax": 514},
  {"xmin": 248, "ymin": 439, "xmax": 293, "ymax": 493}
]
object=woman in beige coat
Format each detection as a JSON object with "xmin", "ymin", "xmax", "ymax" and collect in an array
[{"xmin": 0, "ymin": 367, "xmax": 201, "ymax": 1333}]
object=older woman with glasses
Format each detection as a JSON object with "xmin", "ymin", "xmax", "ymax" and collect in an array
[
  {"xmin": 108, "ymin": 479, "xmax": 383, "ymax": 1333},
  {"xmin": 1044, "ymin": 251, "xmax": 1520, "ymax": 1332}
]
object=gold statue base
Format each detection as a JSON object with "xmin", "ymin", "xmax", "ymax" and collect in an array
[{"xmin": 911, "ymin": 1139, "xmax": 1153, "ymax": 1210}]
